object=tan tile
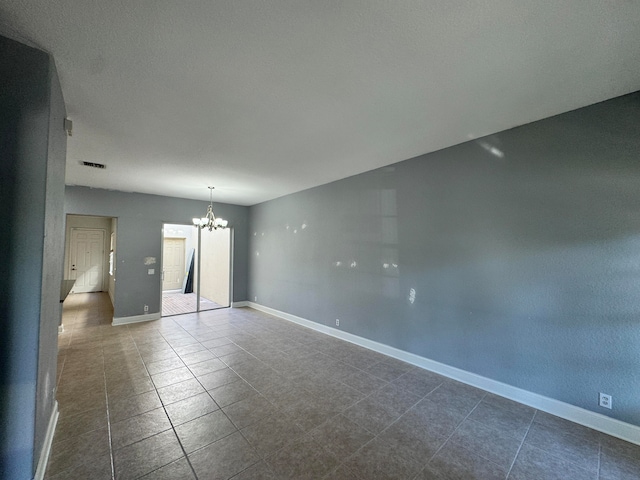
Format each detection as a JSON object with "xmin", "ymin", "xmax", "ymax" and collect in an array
[
  {"xmin": 53, "ymin": 406, "xmax": 108, "ymax": 443},
  {"xmin": 209, "ymin": 379, "xmax": 258, "ymax": 408},
  {"xmin": 188, "ymin": 431, "xmax": 260, "ymax": 480},
  {"xmin": 509, "ymin": 443, "xmax": 594, "ymax": 480},
  {"xmin": 241, "ymin": 413, "xmax": 304, "ymax": 457},
  {"xmin": 47, "ymin": 453, "xmax": 112, "ymax": 479},
  {"xmin": 47, "ymin": 427, "xmax": 110, "ymax": 477},
  {"xmin": 138, "ymin": 457, "xmax": 195, "ymax": 479},
  {"xmin": 157, "ymin": 377, "xmax": 206, "ymax": 405},
  {"xmin": 111, "ymin": 407, "xmax": 172, "ymax": 449},
  {"xmin": 266, "ymin": 434, "xmax": 339, "ymax": 480},
  {"xmin": 151, "ymin": 366, "xmax": 194, "ymax": 388},
  {"xmin": 468, "ymin": 399, "xmax": 534, "ymax": 441},
  {"xmin": 48, "ymin": 294, "xmax": 638, "ymax": 480},
  {"xmin": 223, "ymin": 395, "xmax": 276, "ymax": 429},
  {"xmin": 524, "ymin": 421, "xmax": 599, "ymax": 473},
  {"xmin": 164, "ymin": 392, "xmax": 219, "ymax": 426},
  {"xmin": 113, "ymin": 430, "xmax": 184, "ymax": 480},
  {"xmin": 421, "ymin": 441, "xmax": 506, "ymax": 480},
  {"xmin": 198, "ymin": 367, "xmax": 242, "ymax": 390},
  {"xmin": 175, "ymin": 410, "xmax": 237, "ymax": 453},
  {"xmin": 342, "ymin": 396, "xmax": 400, "ymax": 435},
  {"xmin": 448, "ymin": 418, "xmax": 521, "ymax": 469},
  {"xmin": 109, "ymin": 389, "xmax": 162, "ymax": 423},
  {"xmin": 307, "ymin": 415, "xmax": 374, "ymax": 461}
]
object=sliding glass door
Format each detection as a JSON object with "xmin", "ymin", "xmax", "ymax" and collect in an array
[
  {"xmin": 161, "ymin": 223, "xmax": 231, "ymax": 316},
  {"xmin": 196, "ymin": 226, "xmax": 231, "ymax": 312}
]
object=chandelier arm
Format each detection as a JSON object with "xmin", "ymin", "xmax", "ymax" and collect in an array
[{"xmin": 197, "ymin": 185, "xmax": 228, "ymax": 231}]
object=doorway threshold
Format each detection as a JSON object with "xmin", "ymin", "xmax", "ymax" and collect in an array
[{"xmin": 161, "ymin": 291, "xmax": 226, "ymax": 317}]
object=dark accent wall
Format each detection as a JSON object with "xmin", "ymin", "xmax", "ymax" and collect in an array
[
  {"xmin": 249, "ymin": 92, "xmax": 640, "ymax": 427},
  {"xmin": 0, "ymin": 35, "xmax": 67, "ymax": 479},
  {"xmin": 64, "ymin": 187, "xmax": 249, "ymax": 318}
]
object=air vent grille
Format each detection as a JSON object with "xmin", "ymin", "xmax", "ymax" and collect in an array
[{"xmin": 81, "ymin": 161, "xmax": 106, "ymax": 169}]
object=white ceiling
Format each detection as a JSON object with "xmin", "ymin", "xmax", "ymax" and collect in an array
[{"xmin": 1, "ymin": 1, "xmax": 639, "ymax": 206}]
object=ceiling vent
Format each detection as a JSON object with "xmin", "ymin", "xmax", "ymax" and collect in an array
[{"xmin": 81, "ymin": 161, "xmax": 106, "ymax": 169}]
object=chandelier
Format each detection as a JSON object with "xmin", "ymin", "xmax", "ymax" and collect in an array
[{"xmin": 193, "ymin": 186, "xmax": 228, "ymax": 231}]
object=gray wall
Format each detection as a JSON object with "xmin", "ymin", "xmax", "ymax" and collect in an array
[
  {"xmin": 64, "ymin": 187, "xmax": 249, "ymax": 318},
  {"xmin": 0, "ymin": 35, "xmax": 67, "ymax": 479},
  {"xmin": 249, "ymin": 92, "xmax": 640, "ymax": 427},
  {"xmin": 35, "ymin": 60, "xmax": 67, "ymax": 473}
]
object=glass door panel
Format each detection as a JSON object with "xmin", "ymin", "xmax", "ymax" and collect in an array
[{"xmin": 198, "ymin": 228, "xmax": 231, "ymax": 312}]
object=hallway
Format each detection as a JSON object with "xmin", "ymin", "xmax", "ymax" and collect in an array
[{"xmin": 47, "ymin": 293, "xmax": 639, "ymax": 479}]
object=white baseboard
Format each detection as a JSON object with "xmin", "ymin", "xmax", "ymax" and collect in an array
[
  {"xmin": 34, "ymin": 401, "xmax": 58, "ymax": 480},
  {"xmin": 246, "ymin": 301, "xmax": 640, "ymax": 446},
  {"xmin": 112, "ymin": 312, "xmax": 161, "ymax": 326},
  {"xmin": 231, "ymin": 301, "xmax": 249, "ymax": 308}
]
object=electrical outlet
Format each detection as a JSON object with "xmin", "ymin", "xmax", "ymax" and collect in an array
[
  {"xmin": 336, "ymin": 319, "xmax": 340, "ymax": 327},
  {"xmin": 144, "ymin": 304, "xmax": 149, "ymax": 313},
  {"xmin": 599, "ymin": 392, "xmax": 612, "ymax": 409},
  {"xmin": 254, "ymin": 296, "xmax": 258, "ymax": 302}
]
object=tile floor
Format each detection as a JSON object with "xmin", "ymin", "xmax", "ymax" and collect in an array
[{"xmin": 47, "ymin": 293, "xmax": 640, "ymax": 479}]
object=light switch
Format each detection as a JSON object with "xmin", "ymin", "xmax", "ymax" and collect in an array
[{"xmin": 148, "ymin": 268, "xmax": 155, "ymax": 275}]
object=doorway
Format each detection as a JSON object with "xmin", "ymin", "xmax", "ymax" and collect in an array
[
  {"xmin": 63, "ymin": 215, "xmax": 117, "ymax": 307},
  {"xmin": 161, "ymin": 223, "xmax": 231, "ymax": 316}
]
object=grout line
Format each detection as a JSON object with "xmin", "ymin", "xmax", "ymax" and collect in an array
[
  {"xmin": 511, "ymin": 412, "xmax": 604, "ymax": 478},
  {"xmin": 597, "ymin": 442, "xmax": 602, "ymax": 479},
  {"xmin": 326, "ymin": 379, "xmax": 448, "ymax": 479},
  {"xmin": 426, "ymin": 391, "xmax": 489, "ymax": 465},
  {"xmin": 147, "ymin": 313, "xmax": 278, "ymax": 474},
  {"xmin": 135, "ymin": 319, "xmax": 201, "ymax": 479},
  {"xmin": 177, "ymin": 315, "xmax": 346, "ymax": 469},
  {"xmin": 101, "ymin": 336, "xmax": 116, "ymax": 480},
  {"xmin": 505, "ymin": 407, "xmax": 536, "ymax": 478}
]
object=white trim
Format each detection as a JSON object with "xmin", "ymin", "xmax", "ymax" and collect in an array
[
  {"xmin": 112, "ymin": 312, "xmax": 161, "ymax": 326},
  {"xmin": 231, "ymin": 301, "xmax": 249, "ymax": 308},
  {"xmin": 229, "ymin": 228, "xmax": 235, "ymax": 309},
  {"xmin": 34, "ymin": 401, "xmax": 58, "ymax": 480},
  {"xmin": 58, "ymin": 324, "xmax": 64, "ymax": 334},
  {"xmin": 246, "ymin": 301, "xmax": 640, "ymax": 446}
]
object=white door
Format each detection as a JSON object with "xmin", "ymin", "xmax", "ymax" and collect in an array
[
  {"xmin": 70, "ymin": 228, "xmax": 105, "ymax": 293},
  {"xmin": 163, "ymin": 238, "xmax": 185, "ymax": 291}
]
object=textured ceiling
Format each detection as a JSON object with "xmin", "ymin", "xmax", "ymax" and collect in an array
[{"xmin": 1, "ymin": 1, "xmax": 639, "ymax": 206}]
